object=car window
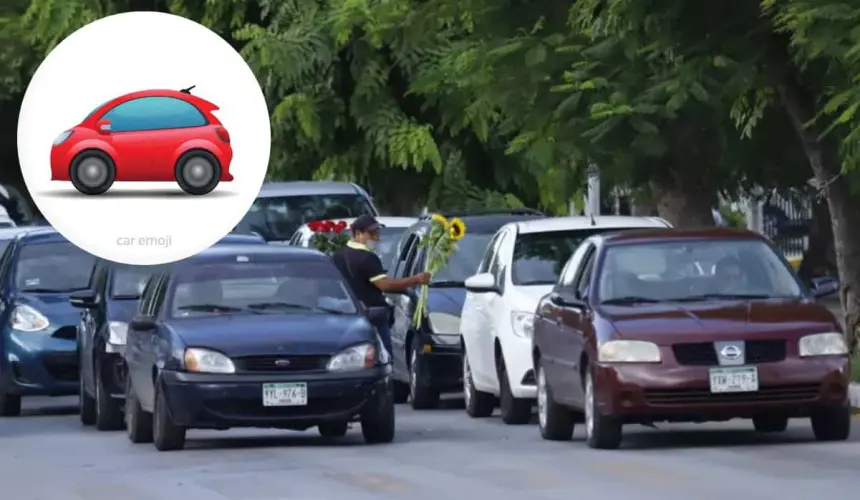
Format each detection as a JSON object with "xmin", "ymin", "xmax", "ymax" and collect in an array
[
  {"xmin": 244, "ymin": 194, "xmax": 376, "ymax": 241},
  {"xmin": 15, "ymin": 242, "xmax": 96, "ymax": 292},
  {"xmin": 557, "ymin": 241, "xmax": 592, "ymax": 290},
  {"xmin": 138, "ymin": 275, "xmax": 158, "ymax": 315},
  {"xmin": 575, "ymin": 246, "xmax": 596, "ymax": 298},
  {"xmin": 110, "ymin": 264, "xmax": 163, "ymax": 299},
  {"xmin": 476, "ymin": 232, "xmax": 502, "ymax": 274},
  {"xmin": 597, "ymin": 238, "xmax": 804, "ymax": 302},
  {"xmin": 0, "ymin": 239, "xmax": 13, "ymax": 257},
  {"xmin": 102, "ymin": 96, "xmax": 207, "ymax": 132},
  {"xmin": 489, "ymin": 232, "xmax": 509, "ymax": 284},
  {"xmin": 512, "ymin": 229, "xmax": 620, "ymax": 286},
  {"xmin": 391, "ymin": 233, "xmax": 418, "ymax": 278},
  {"xmin": 169, "ymin": 260, "xmax": 358, "ymax": 317}
]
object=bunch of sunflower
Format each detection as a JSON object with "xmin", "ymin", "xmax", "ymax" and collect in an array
[{"xmin": 412, "ymin": 214, "xmax": 466, "ymax": 328}]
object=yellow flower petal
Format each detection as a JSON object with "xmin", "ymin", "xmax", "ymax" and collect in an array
[
  {"xmin": 449, "ymin": 218, "xmax": 466, "ymax": 241},
  {"xmin": 431, "ymin": 214, "xmax": 449, "ymax": 229}
]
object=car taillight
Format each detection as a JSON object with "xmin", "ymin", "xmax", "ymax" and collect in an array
[{"xmin": 215, "ymin": 127, "xmax": 230, "ymax": 143}]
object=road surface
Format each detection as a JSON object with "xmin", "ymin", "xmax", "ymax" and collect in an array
[{"xmin": 0, "ymin": 396, "xmax": 857, "ymax": 500}]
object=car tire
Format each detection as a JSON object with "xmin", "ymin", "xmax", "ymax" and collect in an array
[
  {"xmin": 0, "ymin": 393, "xmax": 21, "ymax": 417},
  {"xmin": 79, "ymin": 369, "xmax": 96, "ymax": 426},
  {"xmin": 584, "ymin": 369, "xmax": 622, "ymax": 449},
  {"xmin": 125, "ymin": 377, "xmax": 153, "ymax": 444},
  {"xmin": 153, "ymin": 382, "xmax": 186, "ymax": 451},
  {"xmin": 537, "ymin": 361, "xmax": 574, "ymax": 441},
  {"xmin": 174, "ymin": 150, "xmax": 221, "ymax": 195},
  {"xmin": 463, "ymin": 348, "xmax": 494, "ymax": 418},
  {"xmin": 409, "ymin": 338, "xmax": 440, "ymax": 409},
  {"xmin": 69, "ymin": 150, "xmax": 116, "ymax": 195},
  {"xmin": 497, "ymin": 354, "xmax": 531, "ymax": 425},
  {"xmin": 95, "ymin": 361, "xmax": 123, "ymax": 431},
  {"xmin": 392, "ymin": 381, "xmax": 410, "ymax": 404},
  {"xmin": 811, "ymin": 404, "xmax": 852, "ymax": 441},
  {"xmin": 318, "ymin": 422, "xmax": 349, "ymax": 438},
  {"xmin": 752, "ymin": 415, "xmax": 788, "ymax": 433},
  {"xmin": 361, "ymin": 385, "xmax": 395, "ymax": 444}
]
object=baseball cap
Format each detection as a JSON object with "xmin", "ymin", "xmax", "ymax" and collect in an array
[{"xmin": 351, "ymin": 215, "xmax": 381, "ymax": 232}]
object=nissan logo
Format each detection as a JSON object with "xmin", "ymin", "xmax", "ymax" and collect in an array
[
  {"xmin": 720, "ymin": 345, "xmax": 742, "ymax": 360},
  {"xmin": 274, "ymin": 359, "xmax": 291, "ymax": 367}
]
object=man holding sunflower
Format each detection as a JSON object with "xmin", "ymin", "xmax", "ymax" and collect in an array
[{"xmin": 332, "ymin": 215, "xmax": 431, "ymax": 355}]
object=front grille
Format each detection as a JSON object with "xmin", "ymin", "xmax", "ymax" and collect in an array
[
  {"xmin": 672, "ymin": 340, "xmax": 786, "ymax": 366},
  {"xmin": 234, "ymin": 355, "xmax": 329, "ymax": 373},
  {"xmin": 41, "ymin": 353, "xmax": 78, "ymax": 382},
  {"xmin": 645, "ymin": 383, "xmax": 820, "ymax": 405},
  {"xmin": 51, "ymin": 326, "xmax": 77, "ymax": 340}
]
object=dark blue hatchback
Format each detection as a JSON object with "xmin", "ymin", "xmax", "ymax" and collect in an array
[
  {"xmin": 122, "ymin": 245, "xmax": 394, "ymax": 451},
  {"xmin": 0, "ymin": 228, "xmax": 97, "ymax": 415}
]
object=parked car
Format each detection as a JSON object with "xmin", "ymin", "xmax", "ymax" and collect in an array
[
  {"xmin": 51, "ymin": 87, "xmax": 232, "ymax": 195},
  {"xmin": 123, "ymin": 244, "xmax": 394, "ymax": 451},
  {"xmin": 289, "ymin": 216, "xmax": 418, "ymax": 265},
  {"xmin": 0, "ymin": 229, "xmax": 97, "ymax": 415},
  {"xmin": 0, "ymin": 227, "xmax": 36, "ymax": 256},
  {"xmin": 532, "ymin": 227, "xmax": 849, "ymax": 449},
  {"xmin": 460, "ymin": 216, "xmax": 670, "ymax": 424},
  {"xmin": 73, "ymin": 232, "xmax": 266, "ymax": 430},
  {"xmin": 386, "ymin": 209, "xmax": 546, "ymax": 409},
  {"xmin": 234, "ymin": 182, "xmax": 379, "ymax": 243}
]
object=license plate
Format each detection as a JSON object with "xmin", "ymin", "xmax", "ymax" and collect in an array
[
  {"xmin": 262, "ymin": 382, "xmax": 307, "ymax": 406},
  {"xmin": 709, "ymin": 367, "xmax": 758, "ymax": 393}
]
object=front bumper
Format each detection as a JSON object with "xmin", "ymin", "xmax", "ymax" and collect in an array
[
  {"xmin": 2, "ymin": 329, "xmax": 77, "ymax": 396},
  {"xmin": 160, "ymin": 365, "xmax": 391, "ymax": 430},
  {"xmin": 594, "ymin": 356, "xmax": 850, "ymax": 422},
  {"xmin": 502, "ymin": 334, "xmax": 536, "ymax": 399},
  {"xmin": 99, "ymin": 350, "xmax": 127, "ymax": 400},
  {"xmin": 416, "ymin": 334, "xmax": 462, "ymax": 392}
]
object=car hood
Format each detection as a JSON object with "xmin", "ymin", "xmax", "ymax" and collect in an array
[
  {"xmin": 168, "ymin": 314, "xmax": 375, "ymax": 357},
  {"xmin": 599, "ymin": 299, "xmax": 839, "ymax": 344},
  {"xmin": 17, "ymin": 293, "xmax": 80, "ymax": 326},
  {"xmin": 108, "ymin": 299, "xmax": 139, "ymax": 323}
]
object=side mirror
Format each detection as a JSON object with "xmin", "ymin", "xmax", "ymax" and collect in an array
[
  {"xmin": 366, "ymin": 306, "xmax": 389, "ymax": 324},
  {"xmin": 69, "ymin": 289, "xmax": 97, "ymax": 309},
  {"xmin": 464, "ymin": 272, "xmax": 499, "ymax": 294},
  {"xmin": 96, "ymin": 119, "xmax": 111, "ymax": 134},
  {"xmin": 811, "ymin": 277, "xmax": 839, "ymax": 299},
  {"xmin": 549, "ymin": 291, "xmax": 585, "ymax": 309},
  {"xmin": 130, "ymin": 315, "xmax": 156, "ymax": 331}
]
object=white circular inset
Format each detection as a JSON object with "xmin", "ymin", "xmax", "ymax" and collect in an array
[{"xmin": 17, "ymin": 12, "xmax": 270, "ymax": 265}]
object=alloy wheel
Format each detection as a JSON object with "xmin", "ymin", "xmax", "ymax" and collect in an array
[
  {"xmin": 585, "ymin": 374, "xmax": 595, "ymax": 438},
  {"xmin": 462, "ymin": 354, "xmax": 473, "ymax": 408},
  {"xmin": 537, "ymin": 367, "xmax": 547, "ymax": 429}
]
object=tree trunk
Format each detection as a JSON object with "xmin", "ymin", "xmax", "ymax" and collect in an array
[
  {"xmin": 797, "ymin": 197, "xmax": 836, "ymax": 284},
  {"xmin": 777, "ymin": 74, "xmax": 860, "ymax": 351},
  {"xmin": 650, "ymin": 175, "xmax": 716, "ymax": 227}
]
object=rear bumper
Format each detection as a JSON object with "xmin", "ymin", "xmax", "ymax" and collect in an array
[{"xmin": 2, "ymin": 330, "xmax": 77, "ymax": 397}]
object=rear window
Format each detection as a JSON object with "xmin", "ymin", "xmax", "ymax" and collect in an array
[
  {"xmin": 242, "ymin": 194, "xmax": 375, "ymax": 240},
  {"xmin": 15, "ymin": 242, "xmax": 96, "ymax": 292}
]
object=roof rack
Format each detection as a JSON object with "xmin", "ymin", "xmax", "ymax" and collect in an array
[
  {"xmin": 419, "ymin": 208, "xmax": 545, "ymax": 220},
  {"xmin": 179, "ymin": 85, "xmax": 196, "ymax": 94}
]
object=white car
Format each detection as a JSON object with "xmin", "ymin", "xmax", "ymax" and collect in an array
[
  {"xmin": 288, "ymin": 216, "xmax": 418, "ymax": 264},
  {"xmin": 459, "ymin": 216, "xmax": 671, "ymax": 424}
]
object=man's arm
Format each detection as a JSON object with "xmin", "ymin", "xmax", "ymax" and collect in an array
[{"xmin": 364, "ymin": 254, "xmax": 430, "ymax": 293}]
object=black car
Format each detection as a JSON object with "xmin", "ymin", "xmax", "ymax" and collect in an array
[
  {"xmin": 386, "ymin": 209, "xmax": 546, "ymax": 409},
  {"xmin": 122, "ymin": 245, "xmax": 394, "ymax": 451}
]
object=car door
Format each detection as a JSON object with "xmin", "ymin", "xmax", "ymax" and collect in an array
[
  {"xmin": 137, "ymin": 273, "xmax": 169, "ymax": 409},
  {"xmin": 483, "ymin": 229, "xmax": 512, "ymax": 378},
  {"xmin": 125, "ymin": 273, "xmax": 159, "ymax": 405},
  {"xmin": 555, "ymin": 244, "xmax": 597, "ymax": 405},
  {"xmin": 80, "ymin": 262, "xmax": 107, "ymax": 393},
  {"xmin": 471, "ymin": 231, "xmax": 509, "ymax": 388},
  {"xmin": 460, "ymin": 230, "xmax": 503, "ymax": 384},
  {"xmin": 389, "ymin": 233, "xmax": 419, "ymax": 378}
]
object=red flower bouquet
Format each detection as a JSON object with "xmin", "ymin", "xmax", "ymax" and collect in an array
[{"xmin": 308, "ymin": 220, "xmax": 350, "ymax": 254}]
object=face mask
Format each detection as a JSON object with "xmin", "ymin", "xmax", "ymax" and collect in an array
[{"xmin": 365, "ymin": 240, "xmax": 378, "ymax": 251}]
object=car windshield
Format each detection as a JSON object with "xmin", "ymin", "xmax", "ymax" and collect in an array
[
  {"xmin": 111, "ymin": 265, "xmax": 162, "ymax": 299},
  {"xmin": 242, "ymin": 194, "xmax": 375, "ymax": 240},
  {"xmin": 170, "ymin": 260, "xmax": 358, "ymax": 317},
  {"xmin": 15, "ymin": 242, "xmax": 96, "ymax": 292},
  {"xmin": 597, "ymin": 238, "xmax": 803, "ymax": 303},
  {"xmin": 512, "ymin": 228, "xmax": 631, "ymax": 286},
  {"xmin": 415, "ymin": 232, "xmax": 494, "ymax": 284}
]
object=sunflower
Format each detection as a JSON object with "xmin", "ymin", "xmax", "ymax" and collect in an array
[
  {"xmin": 449, "ymin": 218, "xmax": 466, "ymax": 241},
  {"xmin": 431, "ymin": 214, "xmax": 449, "ymax": 229}
]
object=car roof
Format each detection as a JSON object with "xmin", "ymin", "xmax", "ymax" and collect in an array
[
  {"xmin": 257, "ymin": 181, "xmax": 362, "ymax": 197},
  {"xmin": 412, "ymin": 214, "xmax": 544, "ymax": 235},
  {"xmin": 218, "ymin": 233, "xmax": 266, "ymax": 244},
  {"xmin": 600, "ymin": 227, "xmax": 766, "ymax": 245},
  {"xmin": 178, "ymin": 244, "xmax": 327, "ymax": 267},
  {"xmin": 297, "ymin": 216, "xmax": 418, "ymax": 233},
  {"xmin": 13, "ymin": 227, "xmax": 68, "ymax": 244},
  {"xmin": 0, "ymin": 227, "xmax": 36, "ymax": 240},
  {"xmin": 514, "ymin": 216, "xmax": 669, "ymax": 234}
]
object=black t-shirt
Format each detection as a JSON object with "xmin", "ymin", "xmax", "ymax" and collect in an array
[{"xmin": 332, "ymin": 242, "xmax": 387, "ymax": 307}]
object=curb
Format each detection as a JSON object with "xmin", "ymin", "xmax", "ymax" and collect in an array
[{"xmin": 851, "ymin": 383, "xmax": 860, "ymax": 415}]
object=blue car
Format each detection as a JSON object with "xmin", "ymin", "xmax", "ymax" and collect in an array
[
  {"xmin": 0, "ymin": 228, "xmax": 98, "ymax": 416},
  {"xmin": 123, "ymin": 244, "xmax": 394, "ymax": 451}
]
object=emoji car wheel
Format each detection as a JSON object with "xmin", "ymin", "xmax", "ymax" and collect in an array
[
  {"xmin": 70, "ymin": 150, "xmax": 116, "ymax": 195},
  {"xmin": 175, "ymin": 150, "xmax": 221, "ymax": 195}
]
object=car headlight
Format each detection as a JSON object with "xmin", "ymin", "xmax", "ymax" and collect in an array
[
  {"xmin": 598, "ymin": 340, "xmax": 661, "ymax": 363},
  {"xmin": 183, "ymin": 348, "xmax": 235, "ymax": 374},
  {"xmin": 511, "ymin": 311, "xmax": 536, "ymax": 338},
  {"xmin": 428, "ymin": 312, "xmax": 460, "ymax": 335},
  {"xmin": 799, "ymin": 332, "xmax": 847, "ymax": 357},
  {"xmin": 327, "ymin": 343, "xmax": 376, "ymax": 371},
  {"xmin": 10, "ymin": 304, "xmax": 50, "ymax": 332},
  {"xmin": 107, "ymin": 321, "xmax": 128, "ymax": 345},
  {"xmin": 53, "ymin": 130, "xmax": 73, "ymax": 145}
]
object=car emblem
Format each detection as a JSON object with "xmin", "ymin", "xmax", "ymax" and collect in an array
[
  {"xmin": 720, "ymin": 345, "xmax": 742, "ymax": 360},
  {"xmin": 274, "ymin": 359, "xmax": 291, "ymax": 367}
]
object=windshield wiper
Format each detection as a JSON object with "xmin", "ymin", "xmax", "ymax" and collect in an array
[
  {"xmin": 601, "ymin": 296, "xmax": 661, "ymax": 305},
  {"xmin": 246, "ymin": 301, "xmax": 348, "ymax": 315},
  {"xmin": 176, "ymin": 304, "xmax": 251, "ymax": 313},
  {"xmin": 22, "ymin": 287, "xmax": 81, "ymax": 293},
  {"xmin": 428, "ymin": 280, "xmax": 465, "ymax": 288},
  {"xmin": 672, "ymin": 293, "xmax": 773, "ymax": 302}
]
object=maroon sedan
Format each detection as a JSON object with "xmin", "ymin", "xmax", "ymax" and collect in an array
[{"xmin": 532, "ymin": 228, "xmax": 851, "ymax": 449}]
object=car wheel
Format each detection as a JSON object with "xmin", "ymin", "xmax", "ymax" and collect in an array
[
  {"xmin": 392, "ymin": 380, "xmax": 410, "ymax": 404},
  {"xmin": 584, "ymin": 369, "xmax": 622, "ymax": 449},
  {"xmin": 318, "ymin": 421, "xmax": 349, "ymax": 437},
  {"xmin": 95, "ymin": 361, "xmax": 123, "ymax": 431},
  {"xmin": 497, "ymin": 354, "xmax": 531, "ymax": 425},
  {"xmin": 0, "ymin": 393, "xmax": 21, "ymax": 417},
  {"xmin": 537, "ymin": 361, "xmax": 574, "ymax": 441},
  {"xmin": 409, "ymin": 338, "xmax": 440, "ymax": 409},
  {"xmin": 79, "ymin": 367, "xmax": 96, "ymax": 426},
  {"xmin": 174, "ymin": 150, "xmax": 221, "ymax": 195},
  {"xmin": 125, "ymin": 377, "xmax": 153, "ymax": 444},
  {"xmin": 463, "ymin": 348, "xmax": 494, "ymax": 418},
  {"xmin": 360, "ymin": 384, "xmax": 395, "ymax": 444},
  {"xmin": 810, "ymin": 404, "xmax": 851, "ymax": 441},
  {"xmin": 69, "ymin": 150, "xmax": 116, "ymax": 195},
  {"xmin": 153, "ymin": 382, "xmax": 186, "ymax": 451},
  {"xmin": 752, "ymin": 415, "xmax": 788, "ymax": 433}
]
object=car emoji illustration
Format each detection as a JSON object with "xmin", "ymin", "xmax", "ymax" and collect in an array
[{"xmin": 50, "ymin": 86, "xmax": 233, "ymax": 196}]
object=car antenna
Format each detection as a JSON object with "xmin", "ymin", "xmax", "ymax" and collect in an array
[
  {"xmin": 180, "ymin": 85, "xmax": 196, "ymax": 94},
  {"xmin": 590, "ymin": 213, "xmax": 596, "ymax": 226}
]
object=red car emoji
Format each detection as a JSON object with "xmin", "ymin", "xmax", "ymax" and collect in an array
[{"xmin": 51, "ymin": 86, "xmax": 233, "ymax": 196}]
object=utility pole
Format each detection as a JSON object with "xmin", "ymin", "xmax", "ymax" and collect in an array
[{"xmin": 585, "ymin": 165, "xmax": 600, "ymax": 217}]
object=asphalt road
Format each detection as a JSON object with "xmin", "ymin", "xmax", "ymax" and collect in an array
[{"xmin": 1, "ymin": 396, "xmax": 857, "ymax": 500}]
